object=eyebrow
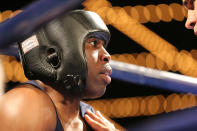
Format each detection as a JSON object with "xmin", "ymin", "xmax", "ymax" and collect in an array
[{"xmin": 183, "ymin": 0, "xmax": 195, "ymax": 10}]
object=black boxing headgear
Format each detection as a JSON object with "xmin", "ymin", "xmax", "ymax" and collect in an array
[{"xmin": 18, "ymin": 10, "xmax": 110, "ymax": 91}]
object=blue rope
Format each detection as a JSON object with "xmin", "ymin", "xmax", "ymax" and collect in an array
[
  {"xmin": 0, "ymin": 0, "xmax": 84, "ymax": 47},
  {"xmin": 110, "ymin": 60, "xmax": 197, "ymax": 94},
  {"xmin": 127, "ymin": 106, "xmax": 197, "ymax": 131}
]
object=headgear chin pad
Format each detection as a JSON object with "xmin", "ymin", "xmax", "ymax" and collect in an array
[{"xmin": 18, "ymin": 10, "xmax": 110, "ymax": 91}]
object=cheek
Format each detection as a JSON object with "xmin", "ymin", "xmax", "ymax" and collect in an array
[
  {"xmin": 86, "ymin": 51, "xmax": 99, "ymax": 82},
  {"xmin": 86, "ymin": 50, "xmax": 99, "ymax": 66}
]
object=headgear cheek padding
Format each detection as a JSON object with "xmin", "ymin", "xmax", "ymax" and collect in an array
[{"xmin": 18, "ymin": 10, "xmax": 110, "ymax": 90}]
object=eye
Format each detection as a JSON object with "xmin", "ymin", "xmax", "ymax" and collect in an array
[
  {"xmin": 89, "ymin": 40, "xmax": 98, "ymax": 46},
  {"xmin": 86, "ymin": 37, "xmax": 105, "ymax": 48},
  {"xmin": 184, "ymin": 0, "xmax": 195, "ymax": 10}
]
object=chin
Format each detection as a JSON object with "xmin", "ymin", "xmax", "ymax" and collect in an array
[{"xmin": 82, "ymin": 85, "xmax": 106, "ymax": 99}]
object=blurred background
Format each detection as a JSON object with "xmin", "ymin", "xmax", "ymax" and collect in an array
[{"xmin": 1, "ymin": 0, "xmax": 197, "ymax": 130}]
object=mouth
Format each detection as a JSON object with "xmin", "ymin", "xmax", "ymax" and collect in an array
[{"xmin": 99, "ymin": 65, "xmax": 112, "ymax": 84}]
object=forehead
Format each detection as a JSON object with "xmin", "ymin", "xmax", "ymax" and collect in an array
[{"xmin": 183, "ymin": 0, "xmax": 195, "ymax": 10}]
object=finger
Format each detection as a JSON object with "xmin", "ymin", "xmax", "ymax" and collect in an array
[
  {"xmin": 96, "ymin": 111, "xmax": 110, "ymax": 123},
  {"xmin": 96, "ymin": 111, "xmax": 105, "ymax": 119},
  {"xmin": 96, "ymin": 111, "xmax": 112, "ymax": 124},
  {"xmin": 85, "ymin": 114, "xmax": 107, "ymax": 131},
  {"xmin": 86, "ymin": 109, "xmax": 105, "ymax": 125},
  {"xmin": 96, "ymin": 111, "xmax": 115, "ymax": 128}
]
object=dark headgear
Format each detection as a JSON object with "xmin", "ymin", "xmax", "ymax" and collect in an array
[{"xmin": 18, "ymin": 10, "xmax": 110, "ymax": 91}]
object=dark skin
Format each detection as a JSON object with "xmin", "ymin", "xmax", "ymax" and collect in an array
[{"xmin": 0, "ymin": 37, "xmax": 117, "ymax": 131}]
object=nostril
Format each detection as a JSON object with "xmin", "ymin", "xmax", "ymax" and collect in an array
[
  {"xmin": 190, "ymin": 22, "xmax": 195, "ymax": 27},
  {"xmin": 103, "ymin": 57, "xmax": 109, "ymax": 62}
]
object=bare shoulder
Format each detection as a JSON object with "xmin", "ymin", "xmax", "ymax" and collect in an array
[{"xmin": 0, "ymin": 84, "xmax": 57, "ymax": 131}]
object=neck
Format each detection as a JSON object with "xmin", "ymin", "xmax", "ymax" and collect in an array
[{"xmin": 36, "ymin": 81, "xmax": 82, "ymax": 125}]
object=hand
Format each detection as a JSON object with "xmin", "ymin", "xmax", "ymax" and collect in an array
[{"xmin": 84, "ymin": 109, "xmax": 119, "ymax": 131}]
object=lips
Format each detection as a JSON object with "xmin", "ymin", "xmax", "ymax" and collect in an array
[{"xmin": 100, "ymin": 65, "xmax": 112, "ymax": 84}]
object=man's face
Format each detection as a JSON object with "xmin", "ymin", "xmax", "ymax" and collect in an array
[
  {"xmin": 83, "ymin": 37, "xmax": 112, "ymax": 99},
  {"xmin": 183, "ymin": 0, "xmax": 197, "ymax": 34}
]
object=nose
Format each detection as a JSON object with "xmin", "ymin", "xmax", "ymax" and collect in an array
[
  {"xmin": 101, "ymin": 47, "xmax": 111, "ymax": 62},
  {"xmin": 185, "ymin": 10, "xmax": 197, "ymax": 29}
]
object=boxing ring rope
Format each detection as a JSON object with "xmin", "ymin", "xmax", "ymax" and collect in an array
[
  {"xmin": 127, "ymin": 106, "xmax": 197, "ymax": 131},
  {"xmin": 83, "ymin": 0, "xmax": 197, "ymax": 78},
  {"xmin": 0, "ymin": 0, "xmax": 84, "ymax": 47},
  {"xmin": 0, "ymin": 0, "xmax": 125, "ymax": 130},
  {"xmin": 109, "ymin": 60, "xmax": 197, "ymax": 130},
  {"xmin": 110, "ymin": 60, "xmax": 197, "ymax": 94},
  {"xmin": 86, "ymin": 93, "xmax": 197, "ymax": 118},
  {"xmin": 4, "ymin": 54, "xmax": 197, "ymax": 95},
  {"xmin": 0, "ymin": 0, "xmax": 197, "ymax": 130}
]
